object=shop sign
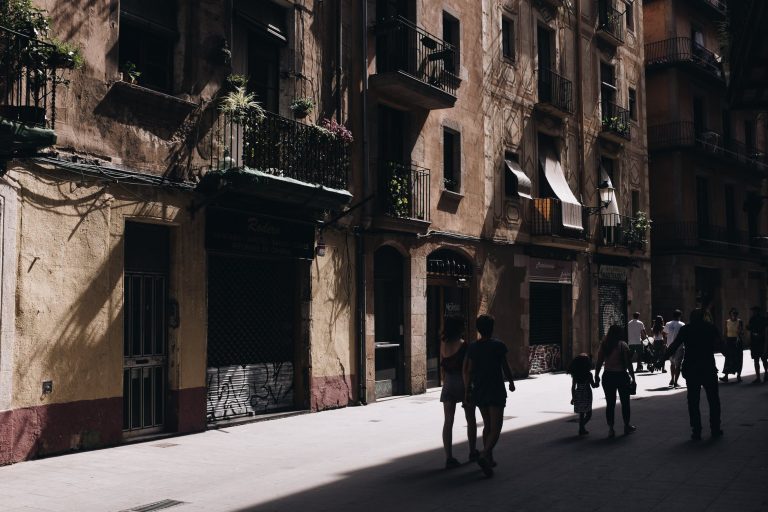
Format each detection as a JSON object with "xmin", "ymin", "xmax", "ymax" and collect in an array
[
  {"xmin": 529, "ymin": 258, "xmax": 572, "ymax": 284},
  {"xmin": 599, "ymin": 265, "xmax": 628, "ymax": 282},
  {"xmin": 206, "ymin": 208, "xmax": 314, "ymax": 259}
]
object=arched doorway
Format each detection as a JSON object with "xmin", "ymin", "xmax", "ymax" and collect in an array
[
  {"xmin": 426, "ymin": 249, "xmax": 473, "ymax": 388},
  {"xmin": 374, "ymin": 246, "xmax": 405, "ymax": 398}
]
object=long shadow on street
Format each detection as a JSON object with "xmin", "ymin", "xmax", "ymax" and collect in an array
[{"xmin": 234, "ymin": 379, "xmax": 768, "ymax": 512}]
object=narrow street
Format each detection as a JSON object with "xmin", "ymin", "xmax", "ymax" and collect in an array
[{"xmin": 2, "ymin": 353, "xmax": 766, "ymax": 512}]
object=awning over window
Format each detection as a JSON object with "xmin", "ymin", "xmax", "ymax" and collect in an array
[
  {"xmin": 600, "ymin": 165, "xmax": 620, "ymax": 227},
  {"xmin": 505, "ymin": 159, "xmax": 532, "ymax": 199},
  {"xmin": 538, "ymin": 148, "xmax": 583, "ymax": 231}
]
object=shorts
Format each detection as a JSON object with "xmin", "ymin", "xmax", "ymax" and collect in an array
[
  {"xmin": 440, "ymin": 371, "xmax": 465, "ymax": 403},
  {"xmin": 471, "ymin": 385, "xmax": 506, "ymax": 408}
]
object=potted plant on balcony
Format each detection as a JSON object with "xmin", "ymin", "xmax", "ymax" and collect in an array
[
  {"xmin": 121, "ymin": 61, "xmax": 141, "ymax": 85},
  {"xmin": 623, "ymin": 211, "xmax": 651, "ymax": 251},
  {"xmin": 289, "ymin": 97, "xmax": 315, "ymax": 119},
  {"xmin": 45, "ymin": 39, "xmax": 84, "ymax": 70},
  {"xmin": 602, "ymin": 116, "xmax": 628, "ymax": 134}
]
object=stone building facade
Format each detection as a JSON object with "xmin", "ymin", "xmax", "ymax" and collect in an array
[
  {"xmin": 0, "ymin": 0, "xmax": 654, "ymax": 463},
  {"xmin": 643, "ymin": 0, "xmax": 768, "ymax": 324},
  {"xmin": 0, "ymin": 0, "xmax": 356, "ymax": 463},
  {"xmin": 361, "ymin": 0, "xmax": 652, "ymax": 402}
]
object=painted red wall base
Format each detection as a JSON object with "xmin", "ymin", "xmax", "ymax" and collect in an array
[
  {"xmin": 0, "ymin": 397, "xmax": 122, "ymax": 465},
  {"xmin": 311, "ymin": 374, "xmax": 354, "ymax": 411},
  {"xmin": 169, "ymin": 387, "xmax": 207, "ymax": 433},
  {"xmin": 0, "ymin": 387, "xmax": 208, "ymax": 465}
]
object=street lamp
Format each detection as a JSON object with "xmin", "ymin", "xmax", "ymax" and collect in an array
[{"xmin": 586, "ymin": 181, "xmax": 615, "ymax": 215}]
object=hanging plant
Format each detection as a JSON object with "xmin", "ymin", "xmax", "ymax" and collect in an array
[
  {"xmin": 289, "ymin": 97, "xmax": 314, "ymax": 119},
  {"xmin": 219, "ymin": 86, "xmax": 265, "ymax": 124},
  {"xmin": 623, "ymin": 211, "xmax": 651, "ymax": 251},
  {"xmin": 319, "ymin": 117, "xmax": 353, "ymax": 144}
]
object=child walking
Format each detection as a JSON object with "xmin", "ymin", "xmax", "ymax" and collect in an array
[{"xmin": 568, "ymin": 353, "xmax": 596, "ymax": 436}]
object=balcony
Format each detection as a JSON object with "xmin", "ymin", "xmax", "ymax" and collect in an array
[
  {"xmin": 204, "ymin": 109, "xmax": 351, "ymax": 210},
  {"xmin": 600, "ymin": 101, "xmax": 631, "ymax": 141},
  {"xmin": 374, "ymin": 160, "xmax": 430, "ymax": 232},
  {"xmin": 645, "ymin": 37, "xmax": 724, "ymax": 83},
  {"xmin": 536, "ymin": 68, "xmax": 573, "ymax": 117},
  {"xmin": 530, "ymin": 198, "xmax": 587, "ymax": 240},
  {"xmin": 652, "ymin": 222, "xmax": 768, "ymax": 257},
  {"xmin": 370, "ymin": 16, "xmax": 459, "ymax": 110},
  {"xmin": 690, "ymin": 0, "xmax": 727, "ymax": 17},
  {"xmin": 647, "ymin": 122, "xmax": 768, "ymax": 172},
  {"xmin": 598, "ymin": 214, "xmax": 647, "ymax": 251},
  {"xmin": 596, "ymin": 2, "xmax": 624, "ymax": 46},
  {"xmin": 0, "ymin": 25, "xmax": 58, "ymax": 159}
]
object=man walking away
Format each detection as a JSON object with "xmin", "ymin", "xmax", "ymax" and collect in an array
[
  {"xmin": 663, "ymin": 309, "xmax": 685, "ymax": 388},
  {"xmin": 664, "ymin": 300, "xmax": 723, "ymax": 440},
  {"xmin": 747, "ymin": 306, "xmax": 768, "ymax": 384},
  {"xmin": 627, "ymin": 312, "xmax": 647, "ymax": 372},
  {"xmin": 464, "ymin": 314, "xmax": 515, "ymax": 478}
]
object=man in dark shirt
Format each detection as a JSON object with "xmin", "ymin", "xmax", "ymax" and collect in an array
[
  {"xmin": 747, "ymin": 306, "xmax": 768, "ymax": 384},
  {"xmin": 664, "ymin": 303, "xmax": 723, "ymax": 440}
]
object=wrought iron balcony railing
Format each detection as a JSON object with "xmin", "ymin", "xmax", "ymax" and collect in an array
[
  {"xmin": 531, "ymin": 197, "xmax": 587, "ymax": 239},
  {"xmin": 598, "ymin": 213, "xmax": 647, "ymax": 250},
  {"xmin": 0, "ymin": 25, "xmax": 57, "ymax": 129},
  {"xmin": 696, "ymin": 0, "xmax": 727, "ymax": 16},
  {"xmin": 652, "ymin": 222, "xmax": 767, "ymax": 256},
  {"xmin": 647, "ymin": 122, "xmax": 768, "ymax": 171},
  {"xmin": 377, "ymin": 160, "xmax": 430, "ymax": 222},
  {"xmin": 645, "ymin": 37, "xmax": 724, "ymax": 80},
  {"xmin": 597, "ymin": 2, "xmax": 624, "ymax": 44},
  {"xmin": 537, "ymin": 68, "xmax": 574, "ymax": 114},
  {"xmin": 210, "ymin": 109, "xmax": 349, "ymax": 190},
  {"xmin": 601, "ymin": 101, "xmax": 631, "ymax": 140},
  {"xmin": 374, "ymin": 16, "xmax": 459, "ymax": 97}
]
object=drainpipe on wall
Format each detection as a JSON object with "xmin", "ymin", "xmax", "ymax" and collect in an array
[
  {"xmin": 574, "ymin": 0, "xmax": 592, "ymax": 351},
  {"xmin": 336, "ymin": 0, "xmax": 343, "ymax": 123},
  {"xmin": 356, "ymin": 0, "xmax": 369, "ymax": 406}
]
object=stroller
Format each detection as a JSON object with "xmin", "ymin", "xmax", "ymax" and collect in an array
[{"xmin": 641, "ymin": 336, "xmax": 665, "ymax": 373}]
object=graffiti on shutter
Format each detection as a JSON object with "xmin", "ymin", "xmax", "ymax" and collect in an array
[{"xmin": 599, "ymin": 281, "xmax": 627, "ymax": 339}]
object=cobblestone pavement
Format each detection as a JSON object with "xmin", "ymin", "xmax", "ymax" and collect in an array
[{"xmin": 1, "ymin": 352, "xmax": 767, "ymax": 512}]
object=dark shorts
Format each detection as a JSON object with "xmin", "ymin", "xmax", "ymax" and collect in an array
[
  {"xmin": 440, "ymin": 371, "xmax": 465, "ymax": 403},
  {"xmin": 471, "ymin": 385, "xmax": 506, "ymax": 408}
]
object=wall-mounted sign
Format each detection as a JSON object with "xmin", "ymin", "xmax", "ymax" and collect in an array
[
  {"xmin": 529, "ymin": 258, "xmax": 573, "ymax": 284},
  {"xmin": 206, "ymin": 208, "xmax": 314, "ymax": 259},
  {"xmin": 599, "ymin": 265, "xmax": 628, "ymax": 282}
]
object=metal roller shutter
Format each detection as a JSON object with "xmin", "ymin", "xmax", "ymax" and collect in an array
[{"xmin": 530, "ymin": 283, "xmax": 562, "ymax": 345}]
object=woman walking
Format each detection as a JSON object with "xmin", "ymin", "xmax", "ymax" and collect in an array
[
  {"xmin": 595, "ymin": 324, "xmax": 637, "ymax": 437},
  {"xmin": 720, "ymin": 308, "xmax": 744, "ymax": 382},
  {"xmin": 439, "ymin": 315, "xmax": 477, "ymax": 468}
]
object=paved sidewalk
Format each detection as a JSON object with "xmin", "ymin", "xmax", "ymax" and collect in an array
[{"xmin": 1, "ymin": 353, "xmax": 767, "ymax": 512}]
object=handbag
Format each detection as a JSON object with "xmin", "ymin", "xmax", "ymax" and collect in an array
[{"xmin": 621, "ymin": 343, "xmax": 637, "ymax": 395}]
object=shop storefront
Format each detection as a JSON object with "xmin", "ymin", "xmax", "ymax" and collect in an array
[
  {"xmin": 205, "ymin": 207, "xmax": 313, "ymax": 422},
  {"xmin": 528, "ymin": 258, "xmax": 572, "ymax": 374},
  {"xmin": 598, "ymin": 265, "xmax": 628, "ymax": 339}
]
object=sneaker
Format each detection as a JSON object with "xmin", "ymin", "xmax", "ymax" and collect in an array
[
  {"xmin": 578, "ymin": 428, "xmax": 589, "ymax": 436},
  {"xmin": 445, "ymin": 457, "xmax": 460, "ymax": 469},
  {"xmin": 468, "ymin": 450, "xmax": 480, "ymax": 462},
  {"xmin": 608, "ymin": 427, "xmax": 615, "ymax": 438},
  {"xmin": 691, "ymin": 431, "xmax": 702, "ymax": 441},
  {"xmin": 477, "ymin": 456, "xmax": 494, "ymax": 478},
  {"xmin": 624, "ymin": 424, "xmax": 637, "ymax": 435},
  {"xmin": 669, "ymin": 379, "xmax": 674, "ymax": 386}
]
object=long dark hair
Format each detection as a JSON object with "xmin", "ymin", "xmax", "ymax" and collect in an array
[
  {"xmin": 568, "ymin": 353, "xmax": 592, "ymax": 383},
  {"xmin": 601, "ymin": 324, "xmax": 624, "ymax": 356},
  {"xmin": 652, "ymin": 315, "xmax": 664, "ymax": 334},
  {"xmin": 442, "ymin": 315, "xmax": 465, "ymax": 341}
]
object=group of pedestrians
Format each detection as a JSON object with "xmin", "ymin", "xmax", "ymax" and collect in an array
[
  {"xmin": 440, "ymin": 314, "xmax": 513, "ymax": 478},
  {"xmin": 440, "ymin": 299, "xmax": 768, "ymax": 476}
]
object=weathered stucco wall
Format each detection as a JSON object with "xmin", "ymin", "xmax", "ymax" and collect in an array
[{"xmin": 309, "ymin": 227, "xmax": 356, "ymax": 410}]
